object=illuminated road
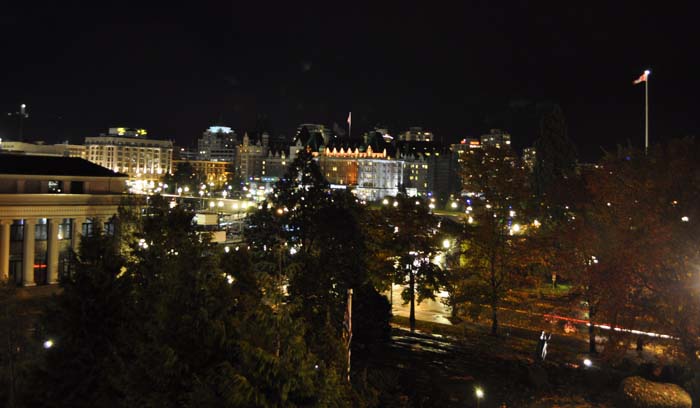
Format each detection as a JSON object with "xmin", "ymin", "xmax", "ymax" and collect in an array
[
  {"xmin": 389, "ymin": 285, "xmax": 675, "ymax": 341},
  {"xmin": 388, "ymin": 284, "xmax": 453, "ymax": 325}
]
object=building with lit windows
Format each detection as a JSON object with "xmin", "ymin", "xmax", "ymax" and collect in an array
[
  {"xmin": 399, "ymin": 127, "xmax": 434, "ymax": 142},
  {"xmin": 235, "ymin": 132, "xmax": 287, "ymax": 183},
  {"xmin": 480, "ymin": 129, "xmax": 511, "ymax": 148},
  {"xmin": 522, "ymin": 147, "xmax": 537, "ymax": 171},
  {"xmin": 172, "ymin": 159, "xmax": 233, "ymax": 189},
  {"xmin": 197, "ymin": 126, "xmax": 238, "ymax": 162},
  {"xmin": 0, "ymin": 154, "xmax": 128, "ymax": 286},
  {"xmin": 0, "ymin": 140, "xmax": 86, "ymax": 158},
  {"xmin": 85, "ymin": 127, "xmax": 173, "ymax": 183}
]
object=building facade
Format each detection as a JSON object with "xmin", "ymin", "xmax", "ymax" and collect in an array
[
  {"xmin": 0, "ymin": 140, "xmax": 86, "ymax": 158},
  {"xmin": 85, "ymin": 127, "xmax": 173, "ymax": 182},
  {"xmin": 172, "ymin": 159, "xmax": 232, "ymax": 189},
  {"xmin": 0, "ymin": 154, "xmax": 128, "ymax": 286},
  {"xmin": 480, "ymin": 129, "xmax": 512, "ymax": 148},
  {"xmin": 235, "ymin": 132, "xmax": 287, "ymax": 183},
  {"xmin": 197, "ymin": 126, "xmax": 238, "ymax": 162}
]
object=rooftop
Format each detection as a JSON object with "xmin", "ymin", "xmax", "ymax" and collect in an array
[{"xmin": 0, "ymin": 154, "xmax": 127, "ymax": 177}]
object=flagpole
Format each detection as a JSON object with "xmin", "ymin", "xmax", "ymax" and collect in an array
[{"xmin": 645, "ymin": 72, "xmax": 649, "ymax": 154}]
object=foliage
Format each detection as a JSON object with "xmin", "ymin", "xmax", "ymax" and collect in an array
[
  {"xmin": 456, "ymin": 145, "xmax": 539, "ymax": 335},
  {"xmin": 29, "ymin": 227, "xmax": 131, "ymax": 407},
  {"xmin": 162, "ymin": 161, "xmax": 205, "ymax": 193},
  {"xmin": 380, "ymin": 193, "xmax": 447, "ymax": 331},
  {"xmin": 533, "ymin": 104, "xmax": 578, "ymax": 200},
  {"xmin": 244, "ymin": 148, "xmax": 392, "ymax": 403}
]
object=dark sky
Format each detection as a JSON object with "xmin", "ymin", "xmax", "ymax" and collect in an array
[{"xmin": 1, "ymin": 2, "xmax": 698, "ymax": 161}]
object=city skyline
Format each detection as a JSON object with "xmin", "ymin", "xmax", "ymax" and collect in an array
[{"xmin": 2, "ymin": 3, "xmax": 699, "ymax": 161}]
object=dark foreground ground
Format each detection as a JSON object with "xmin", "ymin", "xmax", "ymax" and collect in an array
[{"xmin": 376, "ymin": 317, "xmax": 648, "ymax": 407}]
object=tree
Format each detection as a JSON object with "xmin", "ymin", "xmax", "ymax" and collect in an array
[
  {"xmin": 381, "ymin": 193, "xmax": 446, "ymax": 331},
  {"xmin": 533, "ymin": 104, "xmax": 578, "ymax": 199},
  {"xmin": 162, "ymin": 161, "xmax": 204, "ymax": 193},
  {"xmin": 30, "ymin": 226, "xmax": 132, "ymax": 407},
  {"xmin": 244, "ymin": 148, "xmax": 391, "ymax": 397},
  {"xmin": 458, "ymin": 145, "xmax": 536, "ymax": 335}
]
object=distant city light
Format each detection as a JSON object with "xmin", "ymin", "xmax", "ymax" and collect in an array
[
  {"xmin": 451, "ymin": 202, "xmax": 458, "ymax": 209},
  {"xmin": 382, "ymin": 198, "xmax": 389, "ymax": 205},
  {"xmin": 682, "ymin": 216, "xmax": 689, "ymax": 222},
  {"xmin": 442, "ymin": 239, "xmax": 451, "ymax": 249},
  {"xmin": 475, "ymin": 387, "xmax": 484, "ymax": 399},
  {"xmin": 583, "ymin": 358, "xmax": 593, "ymax": 367},
  {"xmin": 43, "ymin": 339, "xmax": 54, "ymax": 349},
  {"xmin": 511, "ymin": 223, "xmax": 521, "ymax": 233}
]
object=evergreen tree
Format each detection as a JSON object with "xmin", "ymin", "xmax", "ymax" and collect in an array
[
  {"xmin": 31, "ymin": 227, "xmax": 132, "ymax": 408},
  {"xmin": 533, "ymin": 104, "xmax": 578, "ymax": 203}
]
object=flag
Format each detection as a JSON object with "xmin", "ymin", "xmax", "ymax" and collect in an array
[
  {"xmin": 347, "ymin": 112, "xmax": 352, "ymax": 126},
  {"xmin": 633, "ymin": 71, "xmax": 648, "ymax": 85}
]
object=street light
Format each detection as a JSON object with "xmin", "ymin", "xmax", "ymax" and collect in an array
[
  {"xmin": 43, "ymin": 339, "xmax": 54, "ymax": 349},
  {"xmin": 442, "ymin": 239, "xmax": 451, "ymax": 249},
  {"xmin": 475, "ymin": 387, "xmax": 484, "ymax": 407}
]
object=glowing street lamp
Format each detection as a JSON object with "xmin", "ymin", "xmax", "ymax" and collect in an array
[
  {"xmin": 451, "ymin": 201, "xmax": 458, "ymax": 209},
  {"xmin": 442, "ymin": 239, "xmax": 451, "ymax": 249},
  {"xmin": 475, "ymin": 387, "xmax": 484, "ymax": 407},
  {"xmin": 43, "ymin": 339, "xmax": 54, "ymax": 349}
]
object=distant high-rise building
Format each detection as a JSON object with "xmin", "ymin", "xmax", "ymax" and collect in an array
[
  {"xmin": 450, "ymin": 138, "xmax": 481, "ymax": 193},
  {"xmin": 399, "ymin": 127, "xmax": 433, "ymax": 142},
  {"xmin": 522, "ymin": 147, "xmax": 536, "ymax": 171},
  {"xmin": 85, "ymin": 127, "xmax": 173, "ymax": 182},
  {"xmin": 480, "ymin": 129, "xmax": 511, "ymax": 148},
  {"xmin": 197, "ymin": 126, "xmax": 238, "ymax": 162}
]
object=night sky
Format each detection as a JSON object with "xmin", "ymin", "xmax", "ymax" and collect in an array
[{"xmin": 1, "ymin": 2, "xmax": 698, "ymax": 161}]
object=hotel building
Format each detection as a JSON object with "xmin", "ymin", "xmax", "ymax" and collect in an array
[{"xmin": 0, "ymin": 154, "xmax": 128, "ymax": 286}]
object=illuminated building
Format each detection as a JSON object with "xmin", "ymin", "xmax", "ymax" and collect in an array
[
  {"xmin": 480, "ymin": 129, "xmax": 511, "ymax": 148},
  {"xmin": 172, "ymin": 159, "xmax": 232, "ymax": 189},
  {"xmin": 197, "ymin": 126, "xmax": 238, "ymax": 162},
  {"xmin": 399, "ymin": 127, "xmax": 434, "ymax": 142},
  {"xmin": 522, "ymin": 147, "xmax": 537, "ymax": 171},
  {"xmin": 0, "ymin": 154, "xmax": 128, "ymax": 286},
  {"xmin": 235, "ymin": 132, "xmax": 287, "ymax": 183},
  {"xmin": 0, "ymin": 140, "xmax": 86, "ymax": 158},
  {"xmin": 85, "ymin": 127, "xmax": 173, "ymax": 182},
  {"xmin": 397, "ymin": 141, "xmax": 453, "ymax": 199}
]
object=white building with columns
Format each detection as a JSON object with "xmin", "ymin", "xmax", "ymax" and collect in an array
[{"xmin": 0, "ymin": 154, "xmax": 128, "ymax": 286}]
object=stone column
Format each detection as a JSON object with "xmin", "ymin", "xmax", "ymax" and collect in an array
[
  {"xmin": 22, "ymin": 218, "xmax": 36, "ymax": 287},
  {"xmin": 0, "ymin": 221, "xmax": 10, "ymax": 281},
  {"xmin": 94, "ymin": 217, "xmax": 104, "ymax": 234},
  {"xmin": 72, "ymin": 217, "xmax": 86, "ymax": 253},
  {"xmin": 47, "ymin": 219, "xmax": 60, "ymax": 284}
]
